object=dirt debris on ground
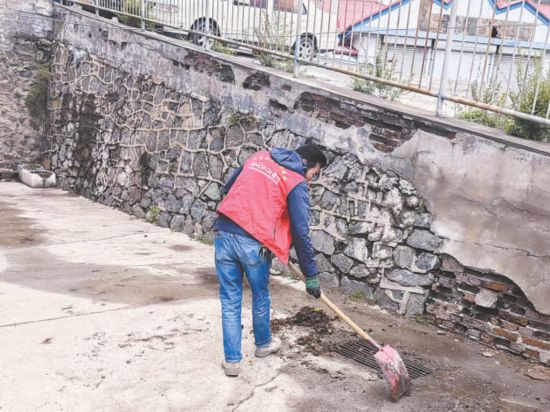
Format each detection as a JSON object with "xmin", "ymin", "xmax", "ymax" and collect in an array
[
  {"xmin": 271, "ymin": 306, "xmax": 335, "ymax": 334},
  {"xmin": 272, "ymin": 306, "xmax": 341, "ymax": 356}
]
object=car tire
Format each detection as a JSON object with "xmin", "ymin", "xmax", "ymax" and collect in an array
[
  {"xmin": 191, "ymin": 19, "xmax": 216, "ymax": 49},
  {"xmin": 295, "ymin": 35, "xmax": 316, "ymax": 60}
]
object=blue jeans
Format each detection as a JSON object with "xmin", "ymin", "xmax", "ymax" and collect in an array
[{"xmin": 214, "ymin": 230, "xmax": 272, "ymax": 362}]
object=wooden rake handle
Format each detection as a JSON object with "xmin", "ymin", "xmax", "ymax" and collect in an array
[{"xmin": 287, "ymin": 261, "xmax": 381, "ymax": 350}]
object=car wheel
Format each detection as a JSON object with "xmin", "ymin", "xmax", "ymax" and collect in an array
[
  {"xmin": 192, "ymin": 19, "xmax": 216, "ymax": 49},
  {"xmin": 296, "ymin": 35, "xmax": 316, "ymax": 60}
]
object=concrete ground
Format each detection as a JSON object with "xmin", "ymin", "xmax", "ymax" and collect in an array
[{"xmin": 1, "ymin": 182, "xmax": 549, "ymax": 412}]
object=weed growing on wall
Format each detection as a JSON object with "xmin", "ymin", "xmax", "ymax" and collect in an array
[
  {"xmin": 211, "ymin": 41, "xmax": 237, "ymax": 56},
  {"xmin": 352, "ymin": 50, "xmax": 403, "ymax": 102},
  {"xmin": 254, "ymin": 51, "xmax": 294, "ymax": 73},
  {"xmin": 457, "ymin": 80, "xmax": 513, "ymax": 131},
  {"xmin": 254, "ymin": 14, "xmax": 294, "ymax": 73},
  {"xmin": 457, "ymin": 63, "xmax": 550, "ymax": 142},
  {"xmin": 148, "ymin": 205, "xmax": 161, "ymax": 224},
  {"xmin": 414, "ymin": 314, "xmax": 425, "ymax": 323},
  {"xmin": 349, "ymin": 290, "xmax": 366, "ymax": 301},
  {"xmin": 199, "ymin": 234, "xmax": 214, "ymax": 246},
  {"xmin": 509, "ymin": 60, "xmax": 550, "ymax": 141}
]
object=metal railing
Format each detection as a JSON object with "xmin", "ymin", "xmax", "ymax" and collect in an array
[{"xmin": 62, "ymin": 0, "xmax": 550, "ymax": 128}]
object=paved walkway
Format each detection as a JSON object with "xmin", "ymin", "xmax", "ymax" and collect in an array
[{"xmin": 1, "ymin": 182, "xmax": 549, "ymax": 411}]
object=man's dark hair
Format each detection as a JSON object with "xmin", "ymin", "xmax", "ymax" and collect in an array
[{"xmin": 295, "ymin": 144, "xmax": 328, "ymax": 169}]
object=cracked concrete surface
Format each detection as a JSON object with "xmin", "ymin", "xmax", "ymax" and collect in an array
[
  {"xmin": 1, "ymin": 182, "xmax": 549, "ymax": 411},
  {"xmin": 388, "ymin": 130, "xmax": 550, "ymax": 315}
]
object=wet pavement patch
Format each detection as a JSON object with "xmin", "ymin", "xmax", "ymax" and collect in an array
[
  {"xmin": 4, "ymin": 249, "xmax": 219, "ymax": 305},
  {"xmin": 0, "ymin": 200, "xmax": 45, "ymax": 248}
]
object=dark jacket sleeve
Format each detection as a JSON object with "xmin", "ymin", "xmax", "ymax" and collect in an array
[
  {"xmin": 223, "ymin": 167, "xmax": 242, "ymax": 194},
  {"xmin": 287, "ymin": 182, "xmax": 319, "ymax": 278}
]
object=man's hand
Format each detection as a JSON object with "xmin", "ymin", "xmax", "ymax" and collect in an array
[{"xmin": 306, "ymin": 275, "xmax": 321, "ymax": 299}]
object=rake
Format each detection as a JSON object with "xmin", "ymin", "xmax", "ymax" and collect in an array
[{"xmin": 288, "ymin": 262, "xmax": 411, "ymax": 401}]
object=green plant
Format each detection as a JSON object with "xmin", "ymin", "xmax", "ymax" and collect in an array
[
  {"xmin": 255, "ymin": 51, "xmax": 275, "ymax": 67},
  {"xmin": 457, "ymin": 108, "xmax": 514, "ymax": 131},
  {"xmin": 148, "ymin": 205, "xmax": 161, "ymax": 223},
  {"xmin": 117, "ymin": 0, "xmax": 155, "ymax": 29},
  {"xmin": 254, "ymin": 50, "xmax": 294, "ymax": 73},
  {"xmin": 253, "ymin": 14, "xmax": 294, "ymax": 73},
  {"xmin": 198, "ymin": 234, "xmax": 213, "ymax": 245},
  {"xmin": 25, "ymin": 65, "xmax": 50, "ymax": 126},
  {"xmin": 457, "ymin": 60, "xmax": 550, "ymax": 141},
  {"xmin": 211, "ymin": 41, "xmax": 237, "ymax": 56},
  {"xmin": 457, "ymin": 81, "xmax": 514, "ymax": 131},
  {"xmin": 508, "ymin": 60, "xmax": 550, "ymax": 141},
  {"xmin": 349, "ymin": 289, "xmax": 366, "ymax": 301},
  {"xmin": 279, "ymin": 59, "xmax": 294, "ymax": 74},
  {"xmin": 352, "ymin": 49, "xmax": 403, "ymax": 101}
]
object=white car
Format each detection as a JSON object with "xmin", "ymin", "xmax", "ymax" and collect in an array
[{"xmin": 147, "ymin": 0, "xmax": 340, "ymax": 59}]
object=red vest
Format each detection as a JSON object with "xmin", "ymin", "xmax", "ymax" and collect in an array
[{"xmin": 217, "ymin": 151, "xmax": 305, "ymax": 263}]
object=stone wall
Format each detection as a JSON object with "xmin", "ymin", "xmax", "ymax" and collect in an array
[
  {"xmin": 0, "ymin": 0, "xmax": 53, "ymax": 170},
  {"xmin": 47, "ymin": 38, "xmax": 441, "ymax": 317},
  {"xmin": 46, "ymin": 6, "xmax": 550, "ymax": 364}
]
